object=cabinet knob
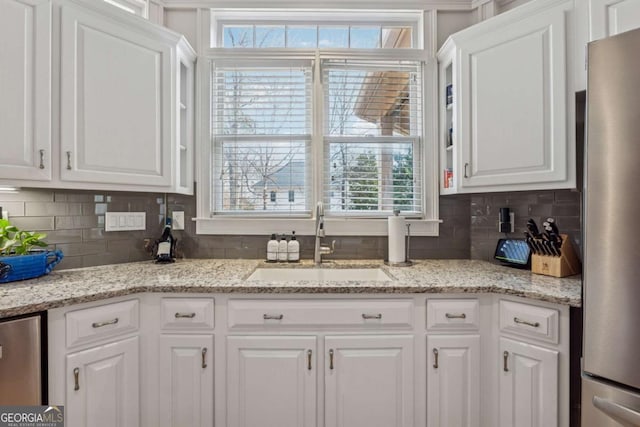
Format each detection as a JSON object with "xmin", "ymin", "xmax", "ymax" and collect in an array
[
  {"xmin": 503, "ymin": 351, "xmax": 509, "ymax": 372},
  {"xmin": 464, "ymin": 163, "xmax": 469, "ymax": 178},
  {"xmin": 66, "ymin": 151, "xmax": 72, "ymax": 170},
  {"xmin": 433, "ymin": 348, "xmax": 439, "ymax": 369},
  {"xmin": 202, "ymin": 347, "xmax": 208, "ymax": 369},
  {"xmin": 307, "ymin": 350, "xmax": 312, "ymax": 371},
  {"xmin": 329, "ymin": 349, "xmax": 334, "ymax": 370},
  {"xmin": 39, "ymin": 149, "xmax": 45, "ymax": 169}
]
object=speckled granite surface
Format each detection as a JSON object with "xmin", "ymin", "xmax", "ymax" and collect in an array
[{"xmin": 0, "ymin": 259, "xmax": 582, "ymax": 318}]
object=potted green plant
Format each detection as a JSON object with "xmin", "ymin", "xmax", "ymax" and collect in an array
[{"xmin": 0, "ymin": 219, "xmax": 63, "ymax": 283}]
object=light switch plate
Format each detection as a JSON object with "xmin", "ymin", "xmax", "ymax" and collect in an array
[
  {"xmin": 173, "ymin": 211, "xmax": 185, "ymax": 230},
  {"xmin": 105, "ymin": 212, "xmax": 146, "ymax": 231}
]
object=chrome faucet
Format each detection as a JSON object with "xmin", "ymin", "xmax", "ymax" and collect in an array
[{"xmin": 314, "ymin": 201, "xmax": 334, "ymax": 264}]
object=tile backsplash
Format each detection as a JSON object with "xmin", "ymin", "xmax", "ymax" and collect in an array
[
  {"xmin": 0, "ymin": 189, "xmax": 471, "ymax": 269},
  {"xmin": 0, "ymin": 187, "xmax": 581, "ymax": 269},
  {"xmin": 470, "ymin": 189, "xmax": 582, "ymax": 263}
]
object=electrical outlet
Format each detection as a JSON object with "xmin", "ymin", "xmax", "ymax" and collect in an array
[
  {"xmin": 173, "ymin": 211, "xmax": 185, "ymax": 230},
  {"xmin": 1, "ymin": 210, "xmax": 8, "ymax": 220}
]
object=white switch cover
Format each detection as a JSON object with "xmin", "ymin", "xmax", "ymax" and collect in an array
[
  {"xmin": 173, "ymin": 211, "xmax": 185, "ymax": 230},
  {"xmin": 105, "ymin": 212, "xmax": 146, "ymax": 231}
]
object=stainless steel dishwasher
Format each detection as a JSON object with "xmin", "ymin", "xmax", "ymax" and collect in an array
[{"xmin": 0, "ymin": 313, "xmax": 45, "ymax": 405}]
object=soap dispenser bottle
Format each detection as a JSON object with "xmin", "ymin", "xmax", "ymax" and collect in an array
[
  {"xmin": 267, "ymin": 234, "xmax": 278, "ymax": 262},
  {"xmin": 287, "ymin": 231, "xmax": 300, "ymax": 262},
  {"xmin": 277, "ymin": 234, "xmax": 288, "ymax": 262}
]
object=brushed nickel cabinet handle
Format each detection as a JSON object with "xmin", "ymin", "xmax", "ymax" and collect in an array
[
  {"xmin": 514, "ymin": 317, "xmax": 540, "ymax": 328},
  {"xmin": 73, "ymin": 367, "xmax": 80, "ymax": 391},
  {"xmin": 329, "ymin": 349, "xmax": 334, "ymax": 370},
  {"xmin": 39, "ymin": 149, "xmax": 45, "ymax": 169},
  {"xmin": 92, "ymin": 318, "xmax": 118, "ymax": 328},
  {"xmin": 307, "ymin": 350, "xmax": 312, "ymax": 371},
  {"xmin": 503, "ymin": 351, "xmax": 509, "ymax": 372},
  {"xmin": 263, "ymin": 314, "xmax": 283, "ymax": 320},
  {"xmin": 362, "ymin": 313, "xmax": 382, "ymax": 320},
  {"xmin": 201, "ymin": 348, "xmax": 207, "ymax": 369},
  {"xmin": 445, "ymin": 313, "xmax": 466, "ymax": 319},
  {"xmin": 66, "ymin": 151, "xmax": 72, "ymax": 170},
  {"xmin": 464, "ymin": 163, "xmax": 469, "ymax": 178},
  {"xmin": 175, "ymin": 312, "xmax": 196, "ymax": 319},
  {"xmin": 433, "ymin": 348, "xmax": 439, "ymax": 369}
]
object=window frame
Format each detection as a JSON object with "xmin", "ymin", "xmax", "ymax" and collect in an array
[{"xmin": 195, "ymin": 9, "xmax": 441, "ymax": 236}]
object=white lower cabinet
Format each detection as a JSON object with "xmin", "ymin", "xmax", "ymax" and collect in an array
[
  {"xmin": 499, "ymin": 337, "xmax": 559, "ymax": 427},
  {"xmin": 158, "ymin": 335, "xmax": 214, "ymax": 427},
  {"xmin": 226, "ymin": 335, "xmax": 317, "ymax": 427},
  {"xmin": 427, "ymin": 334, "xmax": 481, "ymax": 427},
  {"xmin": 65, "ymin": 336, "xmax": 140, "ymax": 427},
  {"xmin": 49, "ymin": 293, "xmax": 570, "ymax": 427},
  {"xmin": 324, "ymin": 335, "xmax": 414, "ymax": 427}
]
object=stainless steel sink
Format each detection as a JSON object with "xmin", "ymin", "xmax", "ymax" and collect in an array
[{"xmin": 247, "ymin": 268, "xmax": 391, "ymax": 282}]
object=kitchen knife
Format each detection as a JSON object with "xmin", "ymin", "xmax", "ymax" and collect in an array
[
  {"xmin": 524, "ymin": 232, "xmax": 537, "ymax": 255},
  {"xmin": 545, "ymin": 218, "xmax": 563, "ymax": 245},
  {"xmin": 527, "ymin": 219, "xmax": 542, "ymax": 238},
  {"xmin": 549, "ymin": 232, "xmax": 562, "ymax": 256}
]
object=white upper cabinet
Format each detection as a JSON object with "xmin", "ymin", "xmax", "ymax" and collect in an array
[
  {"xmin": 0, "ymin": 0, "xmax": 195, "ymax": 194},
  {"xmin": 438, "ymin": 0, "xmax": 576, "ymax": 194},
  {"xmin": 59, "ymin": 0, "xmax": 196, "ymax": 191},
  {"xmin": 576, "ymin": 0, "xmax": 640, "ymax": 90},
  {"xmin": 59, "ymin": 2, "xmax": 171, "ymax": 187},
  {"xmin": 0, "ymin": 0, "xmax": 51, "ymax": 182}
]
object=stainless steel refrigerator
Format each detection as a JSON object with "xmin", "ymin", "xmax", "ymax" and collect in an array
[{"xmin": 582, "ymin": 27, "xmax": 640, "ymax": 426}]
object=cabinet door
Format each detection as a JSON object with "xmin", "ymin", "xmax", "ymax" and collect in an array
[
  {"xmin": 427, "ymin": 335, "xmax": 480, "ymax": 427},
  {"xmin": 325, "ymin": 335, "xmax": 414, "ymax": 427},
  {"xmin": 590, "ymin": 0, "xmax": 640, "ymax": 40},
  {"xmin": 66, "ymin": 336, "xmax": 139, "ymax": 427},
  {"xmin": 458, "ymin": 0, "xmax": 573, "ymax": 191},
  {"xmin": 158, "ymin": 335, "xmax": 214, "ymax": 427},
  {"xmin": 226, "ymin": 336, "xmax": 317, "ymax": 427},
  {"xmin": 0, "ymin": 0, "xmax": 51, "ymax": 181},
  {"xmin": 499, "ymin": 337, "xmax": 558, "ymax": 427},
  {"xmin": 59, "ymin": 2, "xmax": 172, "ymax": 187}
]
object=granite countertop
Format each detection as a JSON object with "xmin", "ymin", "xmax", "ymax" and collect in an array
[{"xmin": 0, "ymin": 259, "xmax": 582, "ymax": 318}]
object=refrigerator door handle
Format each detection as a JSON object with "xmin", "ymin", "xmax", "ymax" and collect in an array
[{"xmin": 593, "ymin": 396, "xmax": 640, "ymax": 426}]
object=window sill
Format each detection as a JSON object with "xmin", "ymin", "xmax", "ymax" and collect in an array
[{"xmin": 194, "ymin": 217, "xmax": 441, "ymax": 236}]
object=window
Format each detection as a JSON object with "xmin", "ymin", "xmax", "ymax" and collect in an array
[
  {"xmin": 199, "ymin": 10, "xmax": 438, "ymax": 235},
  {"xmin": 323, "ymin": 60, "xmax": 422, "ymax": 215},
  {"xmin": 212, "ymin": 63, "xmax": 312, "ymax": 214}
]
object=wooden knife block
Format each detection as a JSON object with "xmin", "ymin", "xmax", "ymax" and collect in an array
[{"xmin": 531, "ymin": 234, "xmax": 581, "ymax": 278}]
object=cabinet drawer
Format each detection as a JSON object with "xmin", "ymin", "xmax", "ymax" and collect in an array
[
  {"xmin": 499, "ymin": 300, "xmax": 559, "ymax": 344},
  {"xmin": 426, "ymin": 299, "xmax": 479, "ymax": 330},
  {"xmin": 228, "ymin": 299, "xmax": 414, "ymax": 329},
  {"xmin": 160, "ymin": 298, "xmax": 215, "ymax": 330},
  {"xmin": 66, "ymin": 299, "xmax": 139, "ymax": 348}
]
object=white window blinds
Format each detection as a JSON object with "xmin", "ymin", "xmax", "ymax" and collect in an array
[
  {"xmin": 212, "ymin": 63, "xmax": 312, "ymax": 215},
  {"xmin": 322, "ymin": 60, "xmax": 423, "ymax": 215}
]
